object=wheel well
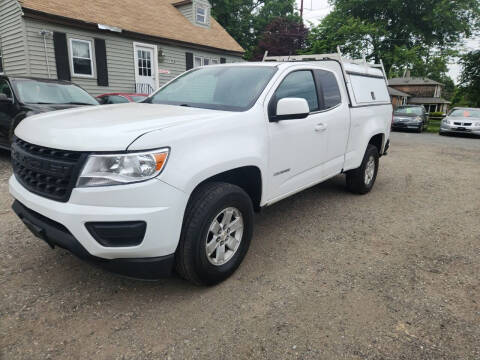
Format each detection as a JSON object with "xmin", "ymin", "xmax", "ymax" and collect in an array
[
  {"xmin": 194, "ymin": 166, "xmax": 263, "ymax": 212},
  {"xmin": 369, "ymin": 134, "xmax": 384, "ymax": 154}
]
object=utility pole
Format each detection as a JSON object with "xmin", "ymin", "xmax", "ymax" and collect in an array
[{"xmin": 300, "ymin": 0, "xmax": 304, "ymax": 19}]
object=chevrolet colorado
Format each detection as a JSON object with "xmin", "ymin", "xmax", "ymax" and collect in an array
[{"xmin": 10, "ymin": 54, "xmax": 392, "ymax": 285}]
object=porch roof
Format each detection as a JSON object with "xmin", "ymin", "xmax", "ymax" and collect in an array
[{"xmin": 409, "ymin": 97, "xmax": 451, "ymax": 104}]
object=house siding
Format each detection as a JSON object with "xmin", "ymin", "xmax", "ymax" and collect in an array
[
  {"xmin": 177, "ymin": 0, "xmax": 212, "ymax": 28},
  {"xmin": 158, "ymin": 44, "xmax": 241, "ymax": 84},
  {"xmin": 24, "ymin": 18, "xmax": 136, "ymax": 95},
  {"xmin": 176, "ymin": 4, "xmax": 194, "ymax": 22},
  {"xmin": 23, "ymin": 18, "xmax": 242, "ymax": 96},
  {"xmin": 0, "ymin": 0, "xmax": 28, "ymax": 76}
]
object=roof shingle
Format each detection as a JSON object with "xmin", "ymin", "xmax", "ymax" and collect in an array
[
  {"xmin": 388, "ymin": 87, "xmax": 411, "ymax": 97},
  {"xmin": 18, "ymin": 0, "xmax": 244, "ymax": 54}
]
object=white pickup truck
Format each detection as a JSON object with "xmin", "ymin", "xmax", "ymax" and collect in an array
[{"xmin": 10, "ymin": 54, "xmax": 392, "ymax": 285}]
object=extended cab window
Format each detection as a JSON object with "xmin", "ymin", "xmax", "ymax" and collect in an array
[
  {"xmin": 274, "ymin": 70, "xmax": 319, "ymax": 112},
  {"xmin": 316, "ymin": 70, "xmax": 341, "ymax": 109}
]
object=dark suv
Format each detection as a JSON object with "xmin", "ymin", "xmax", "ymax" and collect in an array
[
  {"xmin": 0, "ymin": 76, "xmax": 99, "ymax": 149},
  {"xmin": 392, "ymin": 105, "xmax": 429, "ymax": 133}
]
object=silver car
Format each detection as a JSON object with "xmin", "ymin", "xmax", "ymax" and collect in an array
[{"xmin": 440, "ymin": 107, "xmax": 480, "ymax": 136}]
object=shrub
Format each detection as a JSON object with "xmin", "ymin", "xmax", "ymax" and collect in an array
[{"xmin": 429, "ymin": 111, "xmax": 445, "ymax": 118}]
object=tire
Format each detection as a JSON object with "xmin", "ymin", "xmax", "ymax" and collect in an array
[
  {"xmin": 346, "ymin": 144, "xmax": 379, "ymax": 195},
  {"xmin": 175, "ymin": 182, "xmax": 254, "ymax": 286}
]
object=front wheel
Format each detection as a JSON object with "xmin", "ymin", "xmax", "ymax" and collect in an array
[
  {"xmin": 346, "ymin": 144, "xmax": 379, "ymax": 195},
  {"xmin": 175, "ymin": 182, "xmax": 254, "ymax": 285}
]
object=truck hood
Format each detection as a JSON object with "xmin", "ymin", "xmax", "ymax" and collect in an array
[{"xmin": 15, "ymin": 103, "xmax": 227, "ymax": 151}]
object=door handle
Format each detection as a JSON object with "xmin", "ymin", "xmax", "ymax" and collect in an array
[{"xmin": 314, "ymin": 123, "xmax": 327, "ymax": 132}]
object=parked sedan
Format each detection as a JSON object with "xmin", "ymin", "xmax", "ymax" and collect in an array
[
  {"xmin": 391, "ymin": 105, "xmax": 429, "ymax": 133},
  {"xmin": 96, "ymin": 93, "xmax": 148, "ymax": 105},
  {"xmin": 0, "ymin": 76, "xmax": 99, "ymax": 149},
  {"xmin": 439, "ymin": 107, "xmax": 480, "ymax": 136}
]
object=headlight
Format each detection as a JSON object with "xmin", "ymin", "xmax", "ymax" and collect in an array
[
  {"xmin": 414, "ymin": 116, "xmax": 422, "ymax": 122},
  {"xmin": 77, "ymin": 149, "xmax": 169, "ymax": 187}
]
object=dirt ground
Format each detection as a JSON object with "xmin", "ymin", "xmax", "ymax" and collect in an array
[{"xmin": 1, "ymin": 132, "xmax": 479, "ymax": 360}]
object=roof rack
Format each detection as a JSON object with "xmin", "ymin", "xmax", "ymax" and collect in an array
[{"xmin": 262, "ymin": 46, "xmax": 388, "ymax": 85}]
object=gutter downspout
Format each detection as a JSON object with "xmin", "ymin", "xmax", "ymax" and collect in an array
[{"xmin": 40, "ymin": 30, "xmax": 53, "ymax": 78}]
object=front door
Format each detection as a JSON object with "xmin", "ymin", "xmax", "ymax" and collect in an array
[
  {"xmin": 266, "ymin": 69, "xmax": 328, "ymax": 202},
  {"xmin": 134, "ymin": 43, "xmax": 157, "ymax": 94}
]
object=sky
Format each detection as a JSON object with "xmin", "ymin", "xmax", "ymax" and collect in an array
[{"xmin": 295, "ymin": 0, "xmax": 479, "ymax": 82}]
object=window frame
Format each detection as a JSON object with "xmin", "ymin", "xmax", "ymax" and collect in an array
[
  {"xmin": 194, "ymin": 56, "xmax": 203, "ymax": 68},
  {"xmin": 69, "ymin": 38, "xmax": 95, "ymax": 78},
  {"xmin": 313, "ymin": 69, "xmax": 342, "ymax": 112},
  {"xmin": 268, "ymin": 69, "xmax": 320, "ymax": 121},
  {"xmin": 196, "ymin": 5, "xmax": 207, "ymax": 24},
  {"xmin": 193, "ymin": 56, "xmax": 216, "ymax": 67}
]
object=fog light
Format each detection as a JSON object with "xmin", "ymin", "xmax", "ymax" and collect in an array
[{"xmin": 86, "ymin": 221, "xmax": 146, "ymax": 247}]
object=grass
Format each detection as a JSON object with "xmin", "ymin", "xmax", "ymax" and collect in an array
[{"xmin": 426, "ymin": 118, "xmax": 441, "ymax": 133}]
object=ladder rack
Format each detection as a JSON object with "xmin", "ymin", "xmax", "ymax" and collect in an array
[{"xmin": 262, "ymin": 47, "xmax": 388, "ymax": 85}]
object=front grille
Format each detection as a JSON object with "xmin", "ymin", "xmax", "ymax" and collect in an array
[{"xmin": 11, "ymin": 138, "xmax": 88, "ymax": 202}]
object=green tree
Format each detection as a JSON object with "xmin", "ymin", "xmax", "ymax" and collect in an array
[
  {"xmin": 210, "ymin": 0, "xmax": 298, "ymax": 59},
  {"xmin": 454, "ymin": 50, "xmax": 480, "ymax": 107},
  {"xmin": 305, "ymin": 0, "xmax": 480, "ymax": 77}
]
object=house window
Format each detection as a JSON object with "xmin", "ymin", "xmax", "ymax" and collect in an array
[
  {"xmin": 196, "ymin": 5, "xmax": 207, "ymax": 24},
  {"xmin": 0, "ymin": 49, "xmax": 3, "ymax": 74},
  {"xmin": 137, "ymin": 50, "xmax": 152, "ymax": 76},
  {"xmin": 194, "ymin": 56, "xmax": 218, "ymax": 67},
  {"xmin": 70, "ymin": 39, "xmax": 94, "ymax": 77}
]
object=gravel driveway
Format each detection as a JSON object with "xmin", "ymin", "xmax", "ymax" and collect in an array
[{"xmin": 1, "ymin": 132, "xmax": 479, "ymax": 360}]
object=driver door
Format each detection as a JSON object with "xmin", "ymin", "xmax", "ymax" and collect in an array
[{"xmin": 266, "ymin": 69, "xmax": 328, "ymax": 202}]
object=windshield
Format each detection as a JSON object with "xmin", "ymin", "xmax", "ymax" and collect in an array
[
  {"xmin": 13, "ymin": 79, "xmax": 98, "ymax": 105},
  {"xmin": 148, "ymin": 66, "xmax": 277, "ymax": 111},
  {"xmin": 394, "ymin": 107, "xmax": 423, "ymax": 116},
  {"xmin": 448, "ymin": 109, "xmax": 480, "ymax": 118}
]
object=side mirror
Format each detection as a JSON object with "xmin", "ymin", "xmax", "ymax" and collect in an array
[
  {"xmin": 271, "ymin": 97, "xmax": 310, "ymax": 122},
  {"xmin": 0, "ymin": 93, "xmax": 12, "ymax": 103}
]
